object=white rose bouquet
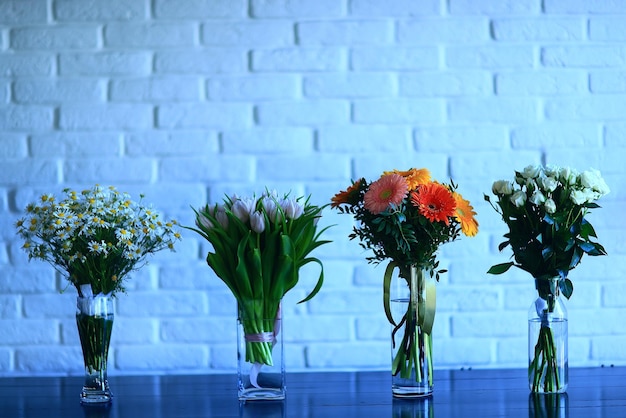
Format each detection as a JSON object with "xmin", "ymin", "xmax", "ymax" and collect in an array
[
  {"xmin": 189, "ymin": 190, "xmax": 330, "ymax": 370},
  {"xmin": 486, "ymin": 164, "xmax": 609, "ymax": 392},
  {"xmin": 486, "ymin": 165, "xmax": 608, "ymax": 286}
]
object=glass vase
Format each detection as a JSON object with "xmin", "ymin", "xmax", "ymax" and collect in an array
[
  {"xmin": 390, "ymin": 266, "xmax": 435, "ymax": 398},
  {"xmin": 528, "ymin": 277, "xmax": 568, "ymax": 393},
  {"xmin": 237, "ymin": 302, "xmax": 285, "ymax": 401},
  {"xmin": 76, "ymin": 295, "xmax": 114, "ymax": 404}
]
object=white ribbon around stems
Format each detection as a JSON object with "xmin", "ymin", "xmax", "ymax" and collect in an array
[{"xmin": 247, "ymin": 304, "xmax": 282, "ymax": 389}]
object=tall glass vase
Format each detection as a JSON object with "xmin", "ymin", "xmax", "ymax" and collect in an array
[
  {"xmin": 528, "ymin": 277, "xmax": 568, "ymax": 393},
  {"xmin": 76, "ymin": 294, "xmax": 114, "ymax": 404},
  {"xmin": 390, "ymin": 265, "xmax": 435, "ymax": 398},
  {"xmin": 237, "ymin": 302, "xmax": 285, "ymax": 401}
]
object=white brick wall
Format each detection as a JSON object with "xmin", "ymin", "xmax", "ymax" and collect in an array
[{"xmin": 0, "ymin": 0, "xmax": 625, "ymax": 377}]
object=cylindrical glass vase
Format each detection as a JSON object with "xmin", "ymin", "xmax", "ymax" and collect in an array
[
  {"xmin": 390, "ymin": 266, "xmax": 434, "ymax": 398},
  {"xmin": 237, "ymin": 303, "xmax": 285, "ymax": 401},
  {"xmin": 76, "ymin": 295, "xmax": 114, "ymax": 404},
  {"xmin": 528, "ymin": 278, "xmax": 568, "ymax": 393}
]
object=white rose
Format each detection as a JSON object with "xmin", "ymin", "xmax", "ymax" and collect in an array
[
  {"xmin": 583, "ymin": 188, "xmax": 598, "ymax": 203},
  {"xmin": 525, "ymin": 178, "xmax": 538, "ymax": 192},
  {"xmin": 510, "ymin": 190, "xmax": 527, "ymax": 207},
  {"xmin": 559, "ymin": 166, "xmax": 578, "ymax": 186},
  {"xmin": 570, "ymin": 189, "xmax": 587, "ymax": 205},
  {"xmin": 580, "ymin": 169, "xmax": 599, "ymax": 188},
  {"xmin": 544, "ymin": 165, "xmax": 560, "ymax": 178},
  {"xmin": 529, "ymin": 191, "xmax": 546, "ymax": 205},
  {"xmin": 544, "ymin": 198, "xmax": 556, "ymax": 214},
  {"xmin": 522, "ymin": 165, "xmax": 542, "ymax": 179},
  {"xmin": 492, "ymin": 180, "xmax": 513, "ymax": 195},
  {"xmin": 581, "ymin": 168, "xmax": 610, "ymax": 196},
  {"xmin": 541, "ymin": 176, "xmax": 559, "ymax": 193},
  {"xmin": 596, "ymin": 179, "xmax": 610, "ymax": 196}
]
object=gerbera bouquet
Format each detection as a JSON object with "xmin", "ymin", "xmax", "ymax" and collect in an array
[
  {"xmin": 486, "ymin": 165, "xmax": 608, "ymax": 393},
  {"xmin": 189, "ymin": 190, "xmax": 330, "ymax": 378},
  {"xmin": 15, "ymin": 184, "xmax": 181, "ymax": 297},
  {"xmin": 331, "ymin": 168, "xmax": 478, "ymax": 387}
]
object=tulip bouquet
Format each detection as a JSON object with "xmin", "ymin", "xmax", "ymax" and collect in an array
[
  {"xmin": 331, "ymin": 168, "xmax": 478, "ymax": 390},
  {"xmin": 189, "ymin": 190, "xmax": 330, "ymax": 373},
  {"xmin": 486, "ymin": 165, "xmax": 609, "ymax": 392}
]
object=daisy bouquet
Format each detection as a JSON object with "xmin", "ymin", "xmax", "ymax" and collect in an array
[
  {"xmin": 486, "ymin": 165, "xmax": 608, "ymax": 392},
  {"xmin": 331, "ymin": 168, "xmax": 478, "ymax": 386},
  {"xmin": 15, "ymin": 184, "xmax": 181, "ymax": 297},
  {"xmin": 16, "ymin": 184, "xmax": 180, "ymax": 394},
  {"xmin": 189, "ymin": 190, "xmax": 330, "ymax": 374}
]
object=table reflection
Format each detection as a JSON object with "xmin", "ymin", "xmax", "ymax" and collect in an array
[
  {"xmin": 529, "ymin": 393, "xmax": 568, "ymax": 418},
  {"xmin": 239, "ymin": 400, "xmax": 286, "ymax": 418},
  {"xmin": 392, "ymin": 397, "xmax": 434, "ymax": 418},
  {"xmin": 0, "ymin": 368, "xmax": 624, "ymax": 418}
]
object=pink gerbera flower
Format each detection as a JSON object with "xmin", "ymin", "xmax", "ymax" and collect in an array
[{"xmin": 363, "ymin": 174, "xmax": 409, "ymax": 214}]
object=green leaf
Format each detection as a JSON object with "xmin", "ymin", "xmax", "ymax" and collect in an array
[
  {"xmin": 497, "ymin": 240, "xmax": 510, "ymax": 252},
  {"xmin": 297, "ymin": 257, "xmax": 325, "ymax": 304},
  {"xmin": 580, "ymin": 218, "xmax": 597, "ymax": 239},
  {"xmin": 568, "ymin": 247, "xmax": 583, "ymax": 269},
  {"xmin": 578, "ymin": 241, "xmax": 593, "ymax": 252},
  {"xmin": 277, "ymin": 235, "xmax": 296, "ymax": 294},
  {"xmin": 593, "ymin": 242, "xmax": 608, "ymax": 256},
  {"xmin": 234, "ymin": 232, "xmax": 254, "ymax": 300},
  {"xmin": 564, "ymin": 238, "xmax": 576, "ymax": 252},
  {"xmin": 487, "ymin": 262, "xmax": 515, "ymax": 275},
  {"xmin": 578, "ymin": 241, "xmax": 602, "ymax": 255},
  {"xmin": 541, "ymin": 246, "xmax": 553, "ymax": 261},
  {"xmin": 560, "ymin": 278, "xmax": 573, "ymax": 299},
  {"xmin": 383, "ymin": 261, "xmax": 397, "ymax": 327}
]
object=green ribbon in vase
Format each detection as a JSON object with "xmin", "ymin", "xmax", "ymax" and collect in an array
[{"xmin": 384, "ymin": 261, "xmax": 437, "ymax": 382}]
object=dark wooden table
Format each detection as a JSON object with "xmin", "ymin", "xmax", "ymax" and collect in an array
[{"xmin": 1, "ymin": 367, "xmax": 625, "ymax": 417}]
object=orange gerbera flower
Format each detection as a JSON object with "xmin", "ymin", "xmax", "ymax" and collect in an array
[
  {"xmin": 384, "ymin": 168, "xmax": 431, "ymax": 190},
  {"xmin": 331, "ymin": 179, "xmax": 362, "ymax": 208},
  {"xmin": 364, "ymin": 174, "xmax": 408, "ymax": 215},
  {"xmin": 453, "ymin": 192, "xmax": 479, "ymax": 237},
  {"xmin": 410, "ymin": 182, "xmax": 456, "ymax": 224}
]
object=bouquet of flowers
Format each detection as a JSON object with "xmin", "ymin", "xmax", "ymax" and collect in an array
[
  {"xmin": 189, "ymin": 190, "xmax": 330, "ymax": 372},
  {"xmin": 331, "ymin": 168, "xmax": 478, "ymax": 385},
  {"xmin": 16, "ymin": 184, "xmax": 181, "ymax": 401},
  {"xmin": 485, "ymin": 165, "xmax": 609, "ymax": 392},
  {"xmin": 15, "ymin": 184, "xmax": 181, "ymax": 297}
]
